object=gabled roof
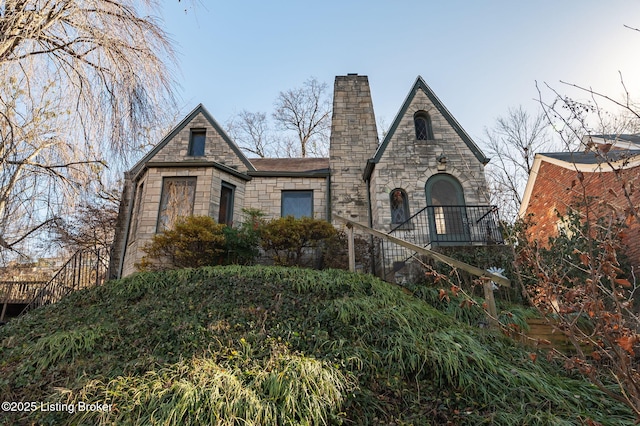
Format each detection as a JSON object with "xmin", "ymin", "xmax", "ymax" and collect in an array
[
  {"xmin": 368, "ymin": 76, "xmax": 489, "ymax": 175},
  {"xmin": 540, "ymin": 149, "xmax": 640, "ymax": 165},
  {"xmin": 129, "ymin": 104, "xmax": 255, "ymax": 177},
  {"xmin": 518, "ymin": 150, "xmax": 640, "ymax": 218},
  {"xmin": 584, "ymin": 134, "xmax": 640, "ymax": 150}
]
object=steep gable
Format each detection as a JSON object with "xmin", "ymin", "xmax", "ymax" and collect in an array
[
  {"xmin": 129, "ymin": 104, "xmax": 255, "ymax": 176},
  {"xmin": 369, "ymin": 76, "xmax": 488, "ymax": 170}
]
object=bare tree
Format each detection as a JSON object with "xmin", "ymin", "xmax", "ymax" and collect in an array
[
  {"xmin": 273, "ymin": 77, "xmax": 331, "ymax": 158},
  {"xmin": 0, "ymin": 1, "xmax": 177, "ymax": 261},
  {"xmin": 51, "ymin": 192, "xmax": 119, "ymax": 255},
  {"xmin": 226, "ymin": 110, "xmax": 273, "ymax": 158},
  {"xmin": 515, "ymin": 33, "xmax": 640, "ymax": 416},
  {"xmin": 482, "ymin": 106, "xmax": 557, "ymax": 221}
]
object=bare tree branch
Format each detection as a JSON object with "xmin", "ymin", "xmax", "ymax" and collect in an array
[
  {"xmin": 273, "ymin": 77, "xmax": 331, "ymax": 158},
  {"xmin": 482, "ymin": 106, "xmax": 557, "ymax": 220},
  {"xmin": 226, "ymin": 110, "xmax": 272, "ymax": 158}
]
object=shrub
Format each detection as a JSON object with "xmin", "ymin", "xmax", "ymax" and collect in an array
[
  {"xmin": 223, "ymin": 208, "xmax": 265, "ymax": 265},
  {"xmin": 321, "ymin": 229, "xmax": 375, "ymax": 272},
  {"xmin": 431, "ymin": 245, "xmax": 520, "ymax": 302},
  {"xmin": 514, "ymin": 205, "xmax": 640, "ymax": 418},
  {"xmin": 137, "ymin": 216, "xmax": 227, "ymax": 271},
  {"xmin": 260, "ymin": 216, "xmax": 336, "ymax": 267}
]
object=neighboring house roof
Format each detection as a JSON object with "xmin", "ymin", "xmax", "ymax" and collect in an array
[
  {"xmin": 367, "ymin": 76, "xmax": 489, "ymax": 179},
  {"xmin": 539, "ymin": 150, "xmax": 640, "ymax": 165},
  {"xmin": 128, "ymin": 104, "xmax": 256, "ymax": 177},
  {"xmin": 519, "ymin": 150, "xmax": 640, "ymax": 217},
  {"xmin": 249, "ymin": 158, "xmax": 330, "ymax": 177},
  {"xmin": 584, "ymin": 134, "xmax": 640, "ymax": 150}
]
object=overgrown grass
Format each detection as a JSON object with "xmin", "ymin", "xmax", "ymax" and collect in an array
[{"xmin": 0, "ymin": 265, "xmax": 634, "ymax": 425}]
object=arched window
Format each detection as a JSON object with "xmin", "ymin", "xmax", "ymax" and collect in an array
[
  {"xmin": 390, "ymin": 188, "xmax": 410, "ymax": 224},
  {"xmin": 414, "ymin": 111, "xmax": 433, "ymax": 140}
]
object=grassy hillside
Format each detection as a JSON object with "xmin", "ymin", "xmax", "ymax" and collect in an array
[{"xmin": 0, "ymin": 266, "xmax": 634, "ymax": 425}]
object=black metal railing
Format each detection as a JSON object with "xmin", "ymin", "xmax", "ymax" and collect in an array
[
  {"xmin": 0, "ymin": 281, "xmax": 47, "ymax": 304},
  {"xmin": 380, "ymin": 205, "xmax": 502, "ymax": 282},
  {"xmin": 389, "ymin": 205, "xmax": 503, "ymax": 245},
  {"xmin": 21, "ymin": 248, "xmax": 109, "ymax": 315}
]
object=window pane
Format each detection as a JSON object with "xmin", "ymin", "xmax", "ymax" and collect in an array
[
  {"xmin": 415, "ymin": 117, "xmax": 428, "ymax": 140},
  {"xmin": 157, "ymin": 177, "xmax": 196, "ymax": 231},
  {"xmin": 431, "ymin": 180, "xmax": 458, "ymax": 205},
  {"xmin": 282, "ymin": 191, "xmax": 313, "ymax": 218},
  {"xmin": 218, "ymin": 183, "xmax": 234, "ymax": 225},
  {"xmin": 414, "ymin": 113, "xmax": 433, "ymax": 140},
  {"xmin": 390, "ymin": 189, "xmax": 409, "ymax": 223},
  {"xmin": 189, "ymin": 130, "xmax": 206, "ymax": 156}
]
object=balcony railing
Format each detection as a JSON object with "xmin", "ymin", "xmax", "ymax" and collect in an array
[{"xmin": 380, "ymin": 205, "xmax": 503, "ymax": 282}]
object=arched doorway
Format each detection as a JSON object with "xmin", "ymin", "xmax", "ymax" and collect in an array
[{"xmin": 425, "ymin": 174, "xmax": 469, "ymax": 244}]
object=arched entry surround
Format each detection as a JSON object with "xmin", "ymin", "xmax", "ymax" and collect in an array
[{"xmin": 424, "ymin": 173, "xmax": 470, "ymax": 243}]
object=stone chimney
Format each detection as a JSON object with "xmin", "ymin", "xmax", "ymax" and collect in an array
[{"xmin": 329, "ymin": 74, "xmax": 379, "ymax": 226}]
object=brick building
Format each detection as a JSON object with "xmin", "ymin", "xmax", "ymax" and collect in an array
[
  {"xmin": 519, "ymin": 146, "xmax": 640, "ymax": 269},
  {"xmin": 110, "ymin": 75, "xmax": 496, "ymax": 278}
]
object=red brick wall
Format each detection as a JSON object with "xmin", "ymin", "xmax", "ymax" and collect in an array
[{"xmin": 523, "ymin": 160, "xmax": 640, "ymax": 269}]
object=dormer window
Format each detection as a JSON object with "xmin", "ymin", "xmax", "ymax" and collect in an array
[
  {"xmin": 188, "ymin": 129, "xmax": 206, "ymax": 156},
  {"xmin": 414, "ymin": 112, "xmax": 433, "ymax": 140}
]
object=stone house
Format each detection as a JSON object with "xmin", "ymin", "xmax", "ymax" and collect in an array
[
  {"xmin": 110, "ymin": 74, "xmax": 499, "ymax": 278},
  {"xmin": 519, "ymin": 137, "xmax": 640, "ymax": 270}
]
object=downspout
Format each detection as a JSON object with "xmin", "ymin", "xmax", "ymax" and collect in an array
[
  {"xmin": 365, "ymin": 172, "xmax": 375, "ymax": 275},
  {"xmin": 326, "ymin": 174, "xmax": 332, "ymax": 222}
]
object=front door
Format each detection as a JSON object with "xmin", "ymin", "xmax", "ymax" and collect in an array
[{"xmin": 425, "ymin": 174, "xmax": 469, "ymax": 244}]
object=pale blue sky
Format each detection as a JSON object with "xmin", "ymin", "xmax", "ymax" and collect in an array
[{"xmin": 159, "ymin": 1, "xmax": 640, "ymax": 148}]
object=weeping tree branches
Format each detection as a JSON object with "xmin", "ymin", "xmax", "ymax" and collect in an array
[
  {"xmin": 0, "ymin": 0, "xmax": 176, "ymax": 149},
  {"xmin": 0, "ymin": 1, "xmax": 177, "ymax": 260}
]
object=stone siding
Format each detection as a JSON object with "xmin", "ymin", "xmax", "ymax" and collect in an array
[
  {"xmin": 108, "ymin": 173, "xmax": 133, "ymax": 279},
  {"xmin": 120, "ymin": 166, "xmax": 246, "ymax": 277},
  {"xmin": 329, "ymin": 75, "xmax": 379, "ymax": 226},
  {"xmin": 152, "ymin": 112, "xmax": 248, "ymax": 171},
  {"xmin": 244, "ymin": 176, "xmax": 328, "ymax": 220},
  {"xmin": 112, "ymin": 75, "xmax": 495, "ymax": 278},
  {"xmin": 371, "ymin": 90, "xmax": 490, "ymax": 232}
]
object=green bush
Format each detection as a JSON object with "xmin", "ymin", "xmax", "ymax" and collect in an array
[
  {"xmin": 260, "ymin": 216, "xmax": 336, "ymax": 267},
  {"xmin": 1, "ymin": 266, "xmax": 634, "ymax": 425},
  {"xmin": 321, "ymin": 229, "xmax": 375, "ymax": 272},
  {"xmin": 223, "ymin": 209, "xmax": 265, "ymax": 265},
  {"xmin": 137, "ymin": 216, "xmax": 227, "ymax": 271},
  {"xmin": 138, "ymin": 211, "xmax": 267, "ymax": 271}
]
